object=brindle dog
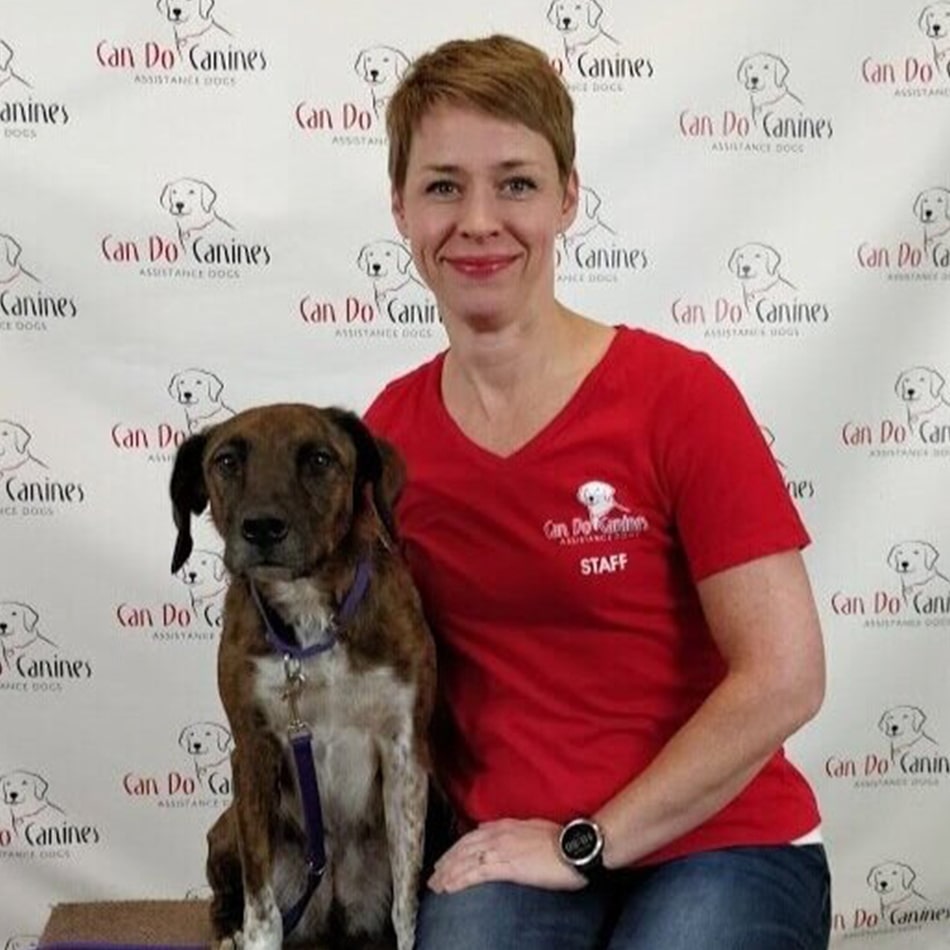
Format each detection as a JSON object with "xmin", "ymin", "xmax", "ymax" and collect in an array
[{"xmin": 169, "ymin": 404, "xmax": 435, "ymax": 950}]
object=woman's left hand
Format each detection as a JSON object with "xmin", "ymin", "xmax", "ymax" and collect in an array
[{"xmin": 427, "ymin": 818, "xmax": 587, "ymax": 893}]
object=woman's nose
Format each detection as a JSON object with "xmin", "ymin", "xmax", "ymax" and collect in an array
[{"xmin": 458, "ymin": 187, "xmax": 500, "ymax": 238}]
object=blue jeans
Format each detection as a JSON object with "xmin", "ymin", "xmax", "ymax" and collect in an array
[{"xmin": 415, "ymin": 844, "xmax": 830, "ymax": 950}]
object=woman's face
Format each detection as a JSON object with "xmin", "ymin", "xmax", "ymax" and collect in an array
[{"xmin": 391, "ymin": 103, "xmax": 578, "ymax": 328}]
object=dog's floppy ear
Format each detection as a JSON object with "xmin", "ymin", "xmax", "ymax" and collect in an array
[
  {"xmin": 354, "ymin": 48, "xmax": 367, "ymax": 76},
  {"xmin": 928, "ymin": 368, "xmax": 945, "ymax": 397},
  {"xmin": 919, "ymin": 6, "xmax": 933, "ymax": 33},
  {"xmin": 0, "ymin": 40, "xmax": 14, "ymax": 72},
  {"xmin": 199, "ymin": 0, "xmax": 215, "ymax": 20},
  {"xmin": 913, "ymin": 191, "xmax": 926, "ymax": 221},
  {"xmin": 159, "ymin": 182, "xmax": 174, "ymax": 212},
  {"xmin": 900, "ymin": 862, "xmax": 916, "ymax": 888},
  {"xmin": 170, "ymin": 432, "xmax": 210, "ymax": 574},
  {"xmin": 327, "ymin": 408, "xmax": 403, "ymax": 542},
  {"xmin": 206, "ymin": 371, "xmax": 224, "ymax": 401},
  {"xmin": 356, "ymin": 244, "xmax": 369, "ymax": 271},
  {"xmin": 12, "ymin": 423, "xmax": 30, "ymax": 454},
  {"xmin": 587, "ymin": 0, "xmax": 604, "ymax": 28},
  {"xmin": 886, "ymin": 544, "xmax": 900, "ymax": 570},
  {"xmin": 199, "ymin": 181, "xmax": 217, "ymax": 213},
  {"xmin": 727, "ymin": 247, "xmax": 741, "ymax": 275},
  {"xmin": 736, "ymin": 57, "xmax": 750, "ymax": 85},
  {"xmin": 178, "ymin": 725, "xmax": 191, "ymax": 749},
  {"xmin": 584, "ymin": 187, "xmax": 601, "ymax": 219},
  {"xmin": 2, "ymin": 234, "xmax": 21, "ymax": 268},
  {"xmin": 866, "ymin": 865, "xmax": 880, "ymax": 887},
  {"xmin": 546, "ymin": 0, "xmax": 560, "ymax": 26},
  {"xmin": 396, "ymin": 243, "xmax": 412, "ymax": 274},
  {"xmin": 22, "ymin": 603, "xmax": 38, "ymax": 633},
  {"xmin": 764, "ymin": 244, "xmax": 781, "ymax": 275},
  {"xmin": 772, "ymin": 56, "xmax": 790, "ymax": 89},
  {"xmin": 894, "ymin": 371, "xmax": 909, "ymax": 397},
  {"xmin": 395, "ymin": 49, "xmax": 410, "ymax": 78},
  {"xmin": 923, "ymin": 542, "xmax": 939, "ymax": 569},
  {"xmin": 213, "ymin": 553, "xmax": 226, "ymax": 581},
  {"xmin": 217, "ymin": 725, "xmax": 232, "ymax": 752},
  {"xmin": 31, "ymin": 772, "xmax": 49, "ymax": 801},
  {"xmin": 911, "ymin": 706, "xmax": 925, "ymax": 731},
  {"xmin": 877, "ymin": 710, "xmax": 891, "ymax": 734}
]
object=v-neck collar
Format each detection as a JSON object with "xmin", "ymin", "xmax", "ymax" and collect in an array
[{"xmin": 431, "ymin": 326, "xmax": 626, "ymax": 465}]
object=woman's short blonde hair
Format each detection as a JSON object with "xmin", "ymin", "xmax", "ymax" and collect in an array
[{"xmin": 386, "ymin": 35, "xmax": 575, "ymax": 192}]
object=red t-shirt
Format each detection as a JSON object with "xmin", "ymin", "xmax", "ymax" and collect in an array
[{"xmin": 365, "ymin": 326, "xmax": 820, "ymax": 865}]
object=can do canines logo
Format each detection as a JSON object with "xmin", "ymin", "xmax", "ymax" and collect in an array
[
  {"xmin": 831, "ymin": 538, "xmax": 950, "ymax": 629},
  {"xmin": 825, "ymin": 704, "xmax": 948, "ymax": 790},
  {"xmin": 0, "ymin": 420, "xmax": 86, "ymax": 518},
  {"xmin": 670, "ymin": 241, "xmax": 831, "ymax": 340},
  {"xmin": 294, "ymin": 42, "xmax": 406, "ymax": 147},
  {"xmin": 0, "ymin": 38, "xmax": 70, "ymax": 141},
  {"xmin": 859, "ymin": 3, "xmax": 950, "ymax": 97},
  {"xmin": 96, "ymin": 0, "xmax": 267, "ymax": 88},
  {"xmin": 832, "ymin": 860, "xmax": 950, "ymax": 938},
  {"xmin": 0, "ymin": 600, "xmax": 94, "ymax": 693},
  {"xmin": 856, "ymin": 185, "xmax": 950, "ymax": 281},
  {"xmin": 121, "ymin": 721, "xmax": 232, "ymax": 808},
  {"xmin": 0, "ymin": 232, "xmax": 78, "ymax": 333},
  {"xmin": 840, "ymin": 365, "xmax": 950, "ymax": 459},
  {"xmin": 678, "ymin": 52, "xmax": 833, "ymax": 154},
  {"xmin": 100, "ymin": 177, "xmax": 271, "ymax": 281},
  {"xmin": 0, "ymin": 769, "xmax": 101, "ymax": 860},
  {"xmin": 542, "ymin": 0, "xmax": 654, "ymax": 94},
  {"xmin": 299, "ymin": 237, "xmax": 443, "ymax": 342}
]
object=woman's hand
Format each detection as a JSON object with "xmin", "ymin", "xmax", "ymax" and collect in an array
[{"xmin": 427, "ymin": 818, "xmax": 587, "ymax": 893}]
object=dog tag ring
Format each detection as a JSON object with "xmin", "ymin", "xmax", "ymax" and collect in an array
[{"xmin": 282, "ymin": 654, "xmax": 308, "ymax": 734}]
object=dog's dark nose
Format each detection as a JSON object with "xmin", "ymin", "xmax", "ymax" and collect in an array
[
  {"xmin": 370, "ymin": 69, "xmax": 379, "ymax": 80},
  {"xmin": 371, "ymin": 263, "xmax": 381, "ymax": 274},
  {"xmin": 562, "ymin": 17, "xmax": 572, "ymax": 27},
  {"xmin": 242, "ymin": 517, "xmax": 289, "ymax": 547},
  {"xmin": 934, "ymin": 24, "xmax": 943, "ymax": 34},
  {"xmin": 172, "ymin": 7, "xmax": 182, "ymax": 17},
  {"xmin": 0, "ymin": 623, "xmax": 6, "ymax": 633},
  {"xmin": 923, "ymin": 209, "xmax": 933, "ymax": 220},
  {"xmin": 8, "ymin": 791, "xmax": 18, "ymax": 802}
]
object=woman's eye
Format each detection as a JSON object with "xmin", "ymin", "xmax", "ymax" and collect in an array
[
  {"xmin": 502, "ymin": 177, "xmax": 536, "ymax": 196},
  {"xmin": 425, "ymin": 180, "xmax": 457, "ymax": 196}
]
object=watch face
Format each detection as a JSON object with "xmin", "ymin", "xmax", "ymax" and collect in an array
[{"xmin": 561, "ymin": 820, "xmax": 601, "ymax": 863}]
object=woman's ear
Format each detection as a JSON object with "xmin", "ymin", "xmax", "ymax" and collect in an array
[
  {"xmin": 391, "ymin": 187, "xmax": 409, "ymax": 238},
  {"xmin": 560, "ymin": 168, "xmax": 580, "ymax": 232}
]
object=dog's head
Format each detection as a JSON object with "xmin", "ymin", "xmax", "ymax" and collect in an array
[
  {"xmin": 178, "ymin": 721, "xmax": 232, "ymax": 756},
  {"xmin": 357, "ymin": 240, "xmax": 412, "ymax": 278},
  {"xmin": 169, "ymin": 404, "xmax": 404, "ymax": 580},
  {"xmin": 547, "ymin": 0, "xmax": 604, "ymax": 32},
  {"xmin": 5, "ymin": 936, "xmax": 39, "ymax": 950},
  {"xmin": 168, "ymin": 368, "xmax": 225, "ymax": 409},
  {"xmin": 576, "ymin": 480, "xmax": 615, "ymax": 510},
  {"xmin": 728, "ymin": 242, "xmax": 781, "ymax": 280},
  {"xmin": 353, "ymin": 46, "xmax": 410, "ymax": 85},
  {"xmin": 868, "ymin": 861, "xmax": 917, "ymax": 895},
  {"xmin": 878, "ymin": 705, "xmax": 926, "ymax": 739},
  {"xmin": 157, "ymin": 0, "xmax": 215, "ymax": 26},
  {"xmin": 0, "ymin": 769, "xmax": 48, "ymax": 807},
  {"xmin": 160, "ymin": 178, "xmax": 218, "ymax": 218},
  {"xmin": 737, "ymin": 53, "xmax": 789, "ymax": 93},
  {"xmin": 177, "ymin": 549, "xmax": 227, "ymax": 588},
  {"xmin": 0, "ymin": 420, "xmax": 32, "ymax": 469},
  {"xmin": 0, "ymin": 601, "xmax": 40, "ymax": 643},
  {"xmin": 895, "ymin": 366, "xmax": 945, "ymax": 403},
  {"xmin": 913, "ymin": 187, "xmax": 950, "ymax": 224},
  {"xmin": 919, "ymin": 3, "xmax": 950, "ymax": 39},
  {"xmin": 887, "ymin": 541, "xmax": 939, "ymax": 575}
]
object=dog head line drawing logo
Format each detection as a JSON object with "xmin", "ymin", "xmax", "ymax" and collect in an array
[
  {"xmin": 0, "ymin": 769, "xmax": 66, "ymax": 837},
  {"xmin": 5, "ymin": 937, "xmax": 39, "ymax": 950},
  {"xmin": 159, "ymin": 178, "xmax": 235, "ymax": 248},
  {"xmin": 0, "ymin": 234, "xmax": 39, "ymax": 287},
  {"xmin": 877, "ymin": 704, "xmax": 938, "ymax": 762},
  {"xmin": 737, "ymin": 53, "xmax": 803, "ymax": 126},
  {"xmin": 894, "ymin": 366, "xmax": 950, "ymax": 432},
  {"xmin": 728, "ymin": 242, "xmax": 797, "ymax": 313},
  {"xmin": 355, "ymin": 238, "xmax": 436, "ymax": 322},
  {"xmin": 919, "ymin": 2, "xmax": 950, "ymax": 71},
  {"xmin": 0, "ymin": 40, "xmax": 32, "ymax": 91},
  {"xmin": 546, "ymin": 0, "xmax": 619, "ymax": 64},
  {"xmin": 353, "ymin": 45, "xmax": 410, "ymax": 118},
  {"xmin": 178, "ymin": 720, "xmax": 232, "ymax": 783},
  {"xmin": 914, "ymin": 186, "xmax": 950, "ymax": 250},
  {"xmin": 167, "ymin": 368, "xmax": 235, "ymax": 434},
  {"xmin": 156, "ymin": 0, "xmax": 233, "ymax": 56},
  {"xmin": 175, "ymin": 548, "xmax": 226, "ymax": 626},
  {"xmin": 0, "ymin": 601, "xmax": 58, "ymax": 667},
  {"xmin": 0, "ymin": 421, "xmax": 48, "ymax": 479},
  {"xmin": 576, "ymin": 479, "xmax": 631, "ymax": 529},
  {"xmin": 887, "ymin": 540, "xmax": 950, "ymax": 603},
  {"xmin": 867, "ymin": 860, "xmax": 930, "ymax": 915}
]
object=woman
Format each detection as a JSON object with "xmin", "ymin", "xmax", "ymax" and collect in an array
[{"xmin": 365, "ymin": 34, "xmax": 830, "ymax": 950}]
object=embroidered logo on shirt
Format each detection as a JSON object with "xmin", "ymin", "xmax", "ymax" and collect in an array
[{"xmin": 542, "ymin": 479, "xmax": 649, "ymax": 546}]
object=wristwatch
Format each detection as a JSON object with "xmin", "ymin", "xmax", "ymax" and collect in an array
[{"xmin": 558, "ymin": 817, "xmax": 606, "ymax": 881}]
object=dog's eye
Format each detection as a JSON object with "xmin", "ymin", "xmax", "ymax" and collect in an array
[
  {"xmin": 299, "ymin": 446, "xmax": 335, "ymax": 471},
  {"xmin": 212, "ymin": 451, "xmax": 240, "ymax": 476}
]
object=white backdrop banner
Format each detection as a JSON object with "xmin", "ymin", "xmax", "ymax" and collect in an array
[{"xmin": 2, "ymin": 1, "xmax": 950, "ymax": 946}]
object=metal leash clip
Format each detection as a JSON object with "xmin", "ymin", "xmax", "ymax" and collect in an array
[{"xmin": 282, "ymin": 654, "xmax": 310, "ymax": 737}]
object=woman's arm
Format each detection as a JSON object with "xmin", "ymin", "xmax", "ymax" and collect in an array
[{"xmin": 427, "ymin": 548, "xmax": 825, "ymax": 892}]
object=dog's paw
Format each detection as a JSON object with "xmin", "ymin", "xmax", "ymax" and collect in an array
[{"xmin": 212, "ymin": 934, "xmax": 243, "ymax": 950}]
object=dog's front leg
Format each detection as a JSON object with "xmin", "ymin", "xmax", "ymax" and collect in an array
[
  {"xmin": 380, "ymin": 731, "xmax": 428, "ymax": 950},
  {"xmin": 232, "ymin": 743, "xmax": 283, "ymax": 950}
]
